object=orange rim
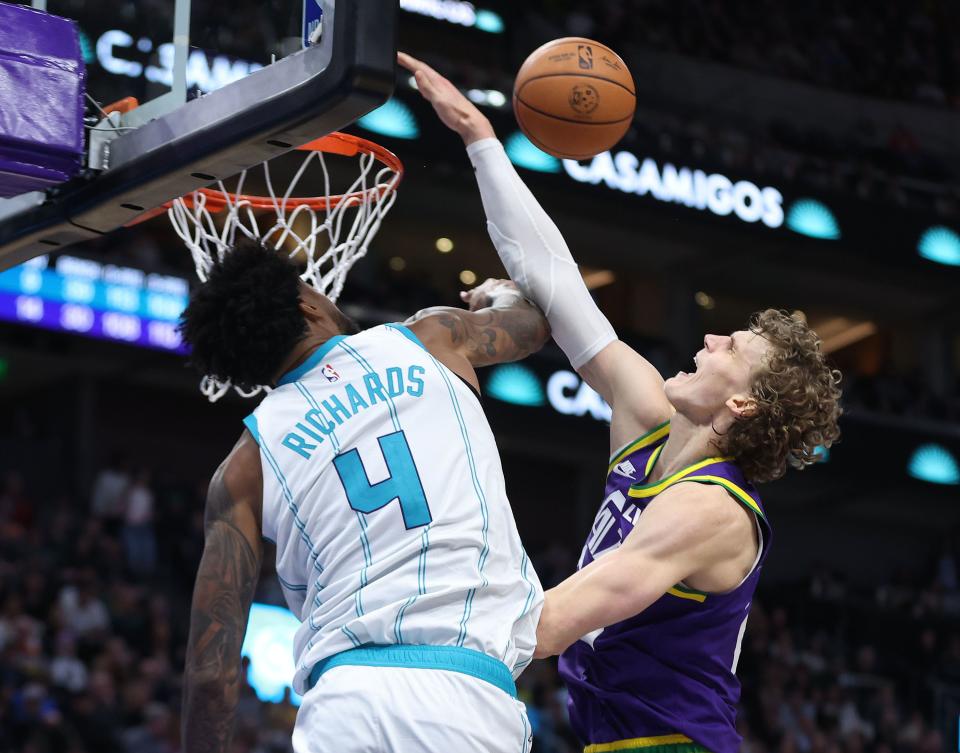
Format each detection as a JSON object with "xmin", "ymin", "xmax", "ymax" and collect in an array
[
  {"xmin": 180, "ymin": 132, "xmax": 403, "ymax": 213},
  {"xmin": 127, "ymin": 132, "xmax": 403, "ymax": 226},
  {"xmin": 103, "ymin": 96, "xmax": 140, "ymax": 115}
]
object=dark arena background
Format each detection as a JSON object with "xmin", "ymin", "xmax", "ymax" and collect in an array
[{"xmin": 2, "ymin": 1, "xmax": 960, "ymax": 752}]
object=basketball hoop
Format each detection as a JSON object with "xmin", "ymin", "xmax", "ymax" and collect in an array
[
  {"xmin": 155, "ymin": 131, "xmax": 404, "ymax": 401},
  {"xmin": 169, "ymin": 131, "xmax": 403, "ymax": 298}
]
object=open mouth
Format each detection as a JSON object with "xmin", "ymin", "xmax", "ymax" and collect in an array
[{"xmin": 675, "ymin": 353, "xmax": 701, "ymax": 379}]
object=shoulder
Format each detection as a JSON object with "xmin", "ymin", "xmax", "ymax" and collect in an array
[
  {"xmin": 224, "ymin": 430, "xmax": 261, "ymax": 482},
  {"xmin": 630, "ymin": 481, "xmax": 754, "ymax": 559},
  {"xmin": 404, "ymin": 307, "xmax": 467, "ymax": 348},
  {"xmin": 402, "ymin": 309, "xmax": 481, "ymax": 390},
  {"xmin": 208, "ymin": 430, "xmax": 263, "ymax": 528},
  {"xmin": 404, "ymin": 307, "xmax": 502, "ymax": 359},
  {"xmin": 661, "ymin": 481, "xmax": 753, "ymax": 531}
]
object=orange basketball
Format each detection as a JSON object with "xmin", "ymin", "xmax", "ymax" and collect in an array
[{"xmin": 513, "ymin": 38, "xmax": 636, "ymax": 160}]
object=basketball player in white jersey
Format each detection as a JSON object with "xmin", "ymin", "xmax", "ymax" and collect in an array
[{"xmin": 177, "ymin": 239, "xmax": 548, "ymax": 753}]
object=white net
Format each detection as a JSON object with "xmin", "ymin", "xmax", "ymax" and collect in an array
[{"xmin": 167, "ymin": 133, "xmax": 402, "ymax": 402}]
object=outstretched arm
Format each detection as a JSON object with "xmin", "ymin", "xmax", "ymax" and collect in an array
[
  {"xmin": 182, "ymin": 432, "xmax": 263, "ymax": 753},
  {"xmin": 535, "ymin": 483, "xmax": 754, "ymax": 657},
  {"xmin": 399, "ymin": 52, "xmax": 672, "ymax": 446},
  {"xmin": 405, "ymin": 278, "xmax": 551, "ymax": 390}
]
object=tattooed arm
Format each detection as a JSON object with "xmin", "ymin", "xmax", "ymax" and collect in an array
[
  {"xmin": 405, "ymin": 278, "xmax": 550, "ymax": 390},
  {"xmin": 182, "ymin": 431, "xmax": 263, "ymax": 753}
]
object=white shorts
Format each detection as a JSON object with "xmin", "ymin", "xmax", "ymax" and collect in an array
[{"xmin": 292, "ymin": 656, "xmax": 533, "ymax": 752}]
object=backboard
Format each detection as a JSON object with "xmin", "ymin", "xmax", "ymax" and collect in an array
[{"xmin": 0, "ymin": 0, "xmax": 397, "ymax": 270}]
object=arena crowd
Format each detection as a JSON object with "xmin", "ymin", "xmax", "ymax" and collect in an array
[{"xmin": 0, "ymin": 466, "xmax": 954, "ymax": 752}]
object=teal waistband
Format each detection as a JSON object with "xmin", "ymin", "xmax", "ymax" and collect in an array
[{"xmin": 308, "ymin": 645, "xmax": 517, "ymax": 698}]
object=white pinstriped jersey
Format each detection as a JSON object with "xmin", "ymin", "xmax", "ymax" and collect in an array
[{"xmin": 243, "ymin": 324, "xmax": 543, "ymax": 694}]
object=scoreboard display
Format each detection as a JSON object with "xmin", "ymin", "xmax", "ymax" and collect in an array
[{"xmin": 0, "ymin": 255, "xmax": 189, "ymax": 353}]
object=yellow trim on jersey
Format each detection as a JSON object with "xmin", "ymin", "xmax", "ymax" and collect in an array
[
  {"xmin": 680, "ymin": 475, "xmax": 765, "ymax": 519},
  {"xmin": 644, "ymin": 444, "xmax": 665, "ymax": 478},
  {"xmin": 607, "ymin": 421, "xmax": 671, "ymax": 475},
  {"xmin": 627, "ymin": 457, "xmax": 733, "ymax": 498},
  {"xmin": 585, "ymin": 734, "xmax": 694, "ymax": 752},
  {"xmin": 667, "ymin": 585, "xmax": 707, "ymax": 603}
]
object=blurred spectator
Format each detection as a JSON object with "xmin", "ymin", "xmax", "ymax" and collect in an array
[
  {"xmin": 49, "ymin": 633, "xmax": 87, "ymax": 694},
  {"xmin": 121, "ymin": 469, "xmax": 156, "ymax": 577},
  {"xmin": 57, "ymin": 571, "xmax": 109, "ymax": 641},
  {"xmin": 536, "ymin": 0, "xmax": 960, "ymax": 112},
  {"xmin": 0, "ymin": 471, "xmax": 33, "ymax": 531},
  {"xmin": 1, "ymin": 466, "xmax": 956, "ymax": 753},
  {"xmin": 120, "ymin": 702, "xmax": 176, "ymax": 753},
  {"xmin": 90, "ymin": 455, "xmax": 130, "ymax": 535}
]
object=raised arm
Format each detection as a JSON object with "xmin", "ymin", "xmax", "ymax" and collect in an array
[
  {"xmin": 399, "ymin": 52, "xmax": 672, "ymax": 445},
  {"xmin": 405, "ymin": 278, "xmax": 550, "ymax": 391},
  {"xmin": 182, "ymin": 431, "xmax": 263, "ymax": 753}
]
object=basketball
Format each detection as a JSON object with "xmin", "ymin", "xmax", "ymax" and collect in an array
[{"xmin": 513, "ymin": 37, "xmax": 636, "ymax": 160}]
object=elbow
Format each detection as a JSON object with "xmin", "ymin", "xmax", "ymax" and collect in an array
[
  {"xmin": 184, "ymin": 666, "xmax": 220, "ymax": 688},
  {"xmin": 534, "ymin": 629, "xmax": 556, "ymax": 660},
  {"xmin": 534, "ymin": 597, "xmax": 564, "ymax": 658},
  {"xmin": 183, "ymin": 660, "xmax": 242, "ymax": 700}
]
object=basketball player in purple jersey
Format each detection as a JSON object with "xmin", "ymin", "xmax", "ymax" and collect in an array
[{"xmin": 402, "ymin": 52, "xmax": 843, "ymax": 753}]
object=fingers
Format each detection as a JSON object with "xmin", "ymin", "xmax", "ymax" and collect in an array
[
  {"xmin": 398, "ymin": 51, "xmax": 450, "ymax": 96},
  {"xmin": 398, "ymin": 51, "xmax": 439, "ymax": 82},
  {"xmin": 397, "ymin": 51, "xmax": 419, "ymax": 72},
  {"xmin": 398, "ymin": 52, "xmax": 438, "ymax": 99},
  {"xmin": 414, "ymin": 70, "xmax": 438, "ymax": 99}
]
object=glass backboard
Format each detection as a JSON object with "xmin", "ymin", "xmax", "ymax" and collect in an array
[
  {"xmin": 41, "ymin": 0, "xmax": 316, "ymax": 124},
  {"xmin": 0, "ymin": 0, "xmax": 396, "ymax": 270}
]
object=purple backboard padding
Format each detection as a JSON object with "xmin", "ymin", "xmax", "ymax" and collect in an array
[
  {"xmin": 0, "ymin": 3, "xmax": 85, "ymax": 197},
  {"xmin": 0, "ymin": 143, "xmax": 81, "ymax": 176},
  {"xmin": 0, "ymin": 161, "xmax": 70, "ymax": 197}
]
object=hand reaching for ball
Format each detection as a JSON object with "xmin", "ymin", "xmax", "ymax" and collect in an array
[{"xmin": 397, "ymin": 52, "xmax": 496, "ymax": 145}]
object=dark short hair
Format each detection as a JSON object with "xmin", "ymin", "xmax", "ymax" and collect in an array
[
  {"xmin": 716, "ymin": 309, "xmax": 843, "ymax": 484},
  {"xmin": 178, "ymin": 238, "xmax": 307, "ymax": 391}
]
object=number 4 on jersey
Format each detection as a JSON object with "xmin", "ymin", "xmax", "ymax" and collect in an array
[{"xmin": 333, "ymin": 430, "xmax": 432, "ymax": 529}]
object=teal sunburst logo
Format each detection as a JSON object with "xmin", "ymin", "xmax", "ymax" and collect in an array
[
  {"xmin": 486, "ymin": 363, "xmax": 545, "ymax": 406},
  {"xmin": 785, "ymin": 199, "xmax": 841, "ymax": 240},
  {"xmin": 504, "ymin": 132, "xmax": 560, "ymax": 174},
  {"xmin": 357, "ymin": 99, "xmax": 420, "ymax": 140},
  {"xmin": 907, "ymin": 443, "xmax": 959, "ymax": 485},
  {"xmin": 917, "ymin": 226, "xmax": 960, "ymax": 267},
  {"xmin": 242, "ymin": 603, "xmax": 302, "ymax": 705},
  {"xmin": 474, "ymin": 9, "xmax": 504, "ymax": 33}
]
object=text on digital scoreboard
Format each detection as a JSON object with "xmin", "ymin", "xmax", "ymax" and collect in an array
[{"xmin": 0, "ymin": 255, "xmax": 189, "ymax": 353}]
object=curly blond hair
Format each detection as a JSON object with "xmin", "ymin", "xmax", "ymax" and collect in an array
[{"xmin": 716, "ymin": 309, "xmax": 842, "ymax": 484}]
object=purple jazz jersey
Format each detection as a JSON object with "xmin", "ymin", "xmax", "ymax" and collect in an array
[{"xmin": 559, "ymin": 422, "xmax": 772, "ymax": 753}]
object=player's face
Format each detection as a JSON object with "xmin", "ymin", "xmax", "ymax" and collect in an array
[{"xmin": 664, "ymin": 329, "xmax": 771, "ymax": 424}]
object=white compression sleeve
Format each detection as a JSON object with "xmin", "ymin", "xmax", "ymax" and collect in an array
[{"xmin": 466, "ymin": 138, "xmax": 617, "ymax": 369}]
